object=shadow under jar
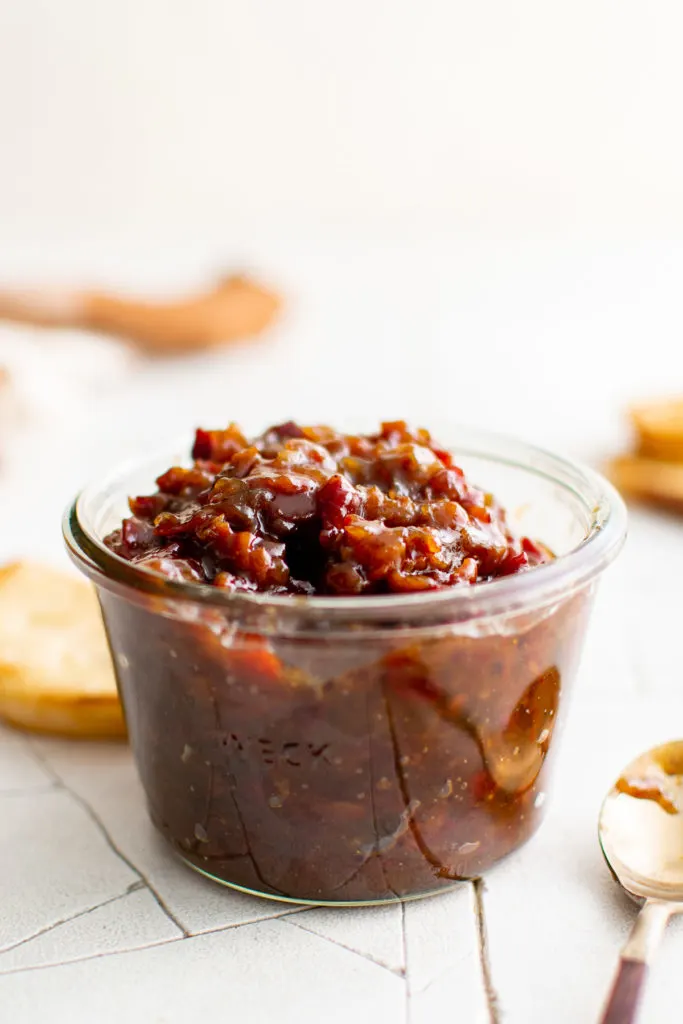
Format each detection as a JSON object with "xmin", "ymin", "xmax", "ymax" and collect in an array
[{"xmin": 64, "ymin": 426, "xmax": 626, "ymax": 905}]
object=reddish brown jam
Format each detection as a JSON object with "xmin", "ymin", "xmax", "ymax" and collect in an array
[
  {"xmin": 105, "ymin": 421, "xmax": 551, "ymax": 594},
  {"xmin": 97, "ymin": 421, "xmax": 587, "ymax": 904},
  {"xmin": 615, "ymin": 776, "xmax": 679, "ymax": 816}
]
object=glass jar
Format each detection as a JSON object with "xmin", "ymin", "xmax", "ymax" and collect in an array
[{"xmin": 64, "ymin": 426, "xmax": 626, "ymax": 905}]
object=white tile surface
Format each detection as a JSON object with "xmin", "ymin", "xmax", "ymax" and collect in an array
[
  {"xmin": 410, "ymin": 959, "xmax": 486, "ymax": 1024},
  {"xmin": 0, "ymin": 787, "xmax": 136, "ymax": 950},
  {"xmin": 0, "ymin": 887, "xmax": 180, "ymax": 973},
  {"xmin": 404, "ymin": 886, "xmax": 488, "ymax": 1023},
  {"xmin": 1, "ymin": 240, "xmax": 682, "ymax": 1021},
  {"xmin": 641, "ymin": 915, "xmax": 683, "ymax": 1023},
  {"xmin": 0, "ymin": 917, "xmax": 406, "ymax": 1024},
  {"xmin": 0, "ymin": 728, "xmax": 54, "ymax": 793},
  {"xmin": 291, "ymin": 903, "xmax": 404, "ymax": 974},
  {"xmin": 25, "ymin": 735, "xmax": 305, "ymax": 937},
  {"xmin": 482, "ymin": 695, "xmax": 683, "ymax": 1023}
]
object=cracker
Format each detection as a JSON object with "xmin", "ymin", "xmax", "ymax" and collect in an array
[
  {"xmin": 607, "ymin": 455, "xmax": 683, "ymax": 513},
  {"xmin": 630, "ymin": 398, "xmax": 683, "ymax": 461},
  {"xmin": 0, "ymin": 562, "xmax": 125, "ymax": 738}
]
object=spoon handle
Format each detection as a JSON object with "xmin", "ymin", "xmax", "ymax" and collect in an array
[
  {"xmin": 600, "ymin": 959, "xmax": 647, "ymax": 1024},
  {"xmin": 599, "ymin": 900, "xmax": 673, "ymax": 1024}
]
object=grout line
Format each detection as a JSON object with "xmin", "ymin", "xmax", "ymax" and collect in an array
[
  {"xmin": 0, "ymin": 906, "xmax": 305, "ymax": 977},
  {"xmin": 401, "ymin": 901, "xmax": 411, "ymax": 1024},
  {"xmin": 0, "ymin": 937, "xmax": 184, "ymax": 978},
  {"xmin": 7, "ymin": 737, "xmax": 409, "ymax": 988},
  {"xmin": 0, "ymin": 883, "xmax": 144, "ymax": 957},
  {"xmin": 283, "ymin": 915, "xmax": 404, "ymax": 978},
  {"xmin": 472, "ymin": 878, "xmax": 501, "ymax": 1024},
  {"xmin": 23, "ymin": 740, "xmax": 189, "ymax": 939},
  {"xmin": 188, "ymin": 905, "xmax": 307, "ymax": 938}
]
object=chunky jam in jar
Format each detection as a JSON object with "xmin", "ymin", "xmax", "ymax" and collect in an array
[
  {"xmin": 105, "ymin": 421, "xmax": 551, "ymax": 594},
  {"xmin": 99, "ymin": 422, "xmax": 589, "ymax": 903}
]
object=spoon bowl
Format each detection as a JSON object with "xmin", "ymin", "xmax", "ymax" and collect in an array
[
  {"xmin": 599, "ymin": 740, "xmax": 683, "ymax": 903},
  {"xmin": 597, "ymin": 740, "xmax": 683, "ymax": 1023}
]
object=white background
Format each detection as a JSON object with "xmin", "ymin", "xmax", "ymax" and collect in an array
[{"xmin": 2, "ymin": 1, "xmax": 683, "ymax": 242}]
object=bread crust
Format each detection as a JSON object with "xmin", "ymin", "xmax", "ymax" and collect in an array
[{"xmin": 0, "ymin": 562, "xmax": 125, "ymax": 738}]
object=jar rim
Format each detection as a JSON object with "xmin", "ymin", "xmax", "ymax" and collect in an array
[{"xmin": 63, "ymin": 425, "xmax": 627, "ymax": 630}]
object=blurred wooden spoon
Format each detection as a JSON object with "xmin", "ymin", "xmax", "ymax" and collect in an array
[{"xmin": 0, "ymin": 273, "xmax": 281, "ymax": 355}]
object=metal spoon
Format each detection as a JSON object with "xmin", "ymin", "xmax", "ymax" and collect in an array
[{"xmin": 598, "ymin": 740, "xmax": 683, "ymax": 1023}]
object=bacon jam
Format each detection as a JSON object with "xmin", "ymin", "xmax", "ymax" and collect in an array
[
  {"xmin": 97, "ymin": 421, "xmax": 590, "ymax": 903},
  {"xmin": 105, "ymin": 421, "xmax": 551, "ymax": 595}
]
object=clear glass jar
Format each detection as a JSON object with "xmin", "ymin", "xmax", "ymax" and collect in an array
[{"xmin": 64, "ymin": 426, "xmax": 626, "ymax": 905}]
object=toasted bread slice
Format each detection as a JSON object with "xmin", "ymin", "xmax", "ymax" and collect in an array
[
  {"xmin": 607, "ymin": 455, "xmax": 683, "ymax": 513},
  {"xmin": 630, "ymin": 398, "xmax": 683, "ymax": 461},
  {"xmin": 0, "ymin": 562, "xmax": 125, "ymax": 738}
]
